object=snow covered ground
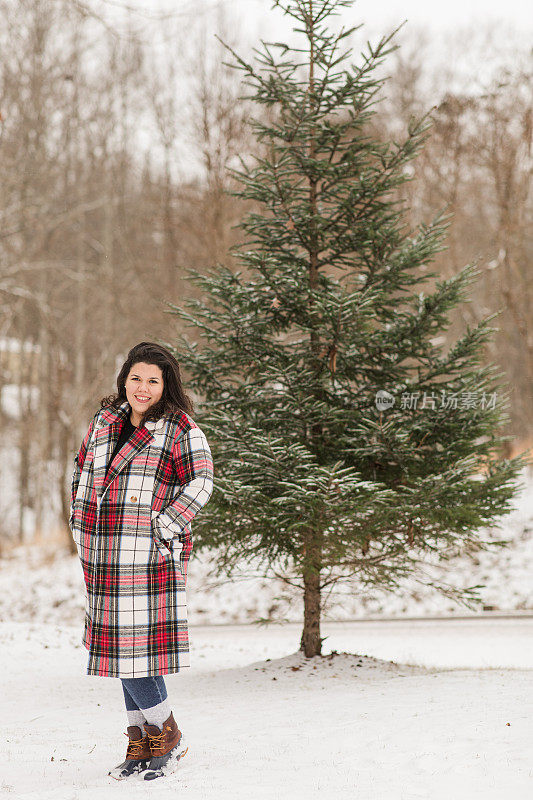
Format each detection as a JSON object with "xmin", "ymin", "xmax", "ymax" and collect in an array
[
  {"xmin": 1, "ymin": 467, "xmax": 533, "ymax": 798},
  {"xmin": 1, "ymin": 618, "xmax": 532, "ymax": 800}
]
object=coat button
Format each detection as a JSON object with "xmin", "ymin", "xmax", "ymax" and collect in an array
[{"xmin": 130, "ymin": 495, "xmax": 138, "ymax": 502}]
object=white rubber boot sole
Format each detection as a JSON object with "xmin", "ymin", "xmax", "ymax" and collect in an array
[{"xmin": 141, "ymin": 736, "xmax": 189, "ymax": 781}]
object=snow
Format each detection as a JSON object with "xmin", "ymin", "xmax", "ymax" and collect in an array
[
  {"xmin": 0, "ymin": 384, "xmax": 40, "ymax": 418},
  {"xmin": 1, "ymin": 618, "xmax": 532, "ymax": 799},
  {"xmin": 1, "ymin": 470, "xmax": 533, "ymax": 797},
  {"xmin": 0, "ymin": 337, "xmax": 40, "ymax": 354}
]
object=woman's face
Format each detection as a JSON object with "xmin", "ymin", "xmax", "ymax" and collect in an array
[{"xmin": 124, "ymin": 362, "xmax": 164, "ymax": 421}]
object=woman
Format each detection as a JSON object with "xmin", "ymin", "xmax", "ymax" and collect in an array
[{"xmin": 69, "ymin": 341, "xmax": 214, "ymax": 781}]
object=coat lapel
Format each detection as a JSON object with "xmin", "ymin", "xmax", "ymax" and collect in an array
[
  {"xmin": 102, "ymin": 426, "xmax": 154, "ymax": 495},
  {"xmin": 93, "ymin": 401, "xmax": 166, "ymax": 498}
]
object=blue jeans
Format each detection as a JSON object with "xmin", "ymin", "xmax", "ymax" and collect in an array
[{"xmin": 121, "ymin": 676, "xmax": 168, "ymax": 711}]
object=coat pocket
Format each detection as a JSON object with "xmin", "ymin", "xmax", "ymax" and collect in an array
[
  {"xmin": 150, "ymin": 520, "xmax": 172, "ymax": 559},
  {"xmin": 150, "ymin": 512, "xmax": 183, "ymax": 559},
  {"xmin": 69, "ymin": 508, "xmax": 82, "ymax": 546}
]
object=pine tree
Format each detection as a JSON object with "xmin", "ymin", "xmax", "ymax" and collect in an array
[{"xmin": 163, "ymin": 0, "xmax": 529, "ymax": 657}]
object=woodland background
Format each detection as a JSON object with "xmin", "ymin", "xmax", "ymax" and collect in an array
[{"xmin": 0, "ymin": 0, "xmax": 531, "ymax": 547}]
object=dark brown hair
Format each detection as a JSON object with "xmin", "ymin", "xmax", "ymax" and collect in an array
[{"xmin": 100, "ymin": 342, "xmax": 194, "ymax": 422}]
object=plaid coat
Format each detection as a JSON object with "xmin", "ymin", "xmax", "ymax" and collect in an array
[{"xmin": 69, "ymin": 400, "xmax": 214, "ymax": 678}]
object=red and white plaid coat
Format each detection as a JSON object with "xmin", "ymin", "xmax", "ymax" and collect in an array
[{"xmin": 69, "ymin": 400, "xmax": 214, "ymax": 678}]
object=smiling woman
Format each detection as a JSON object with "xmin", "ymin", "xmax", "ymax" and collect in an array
[
  {"xmin": 125, "ymin": 363, "xmax": 164, "ymax": 426},
  {"xmin": 68, "ymin": 341, "xmax": 214, "ymax": 780}
]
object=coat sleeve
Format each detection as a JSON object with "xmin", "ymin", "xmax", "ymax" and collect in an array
[
  {"xmin": 69, "ymin": 413, "xmax": 98, "ymax": 528},
  {"xmin": 153, "ymin": 424, "xmax": 214, "ymax": 542}
]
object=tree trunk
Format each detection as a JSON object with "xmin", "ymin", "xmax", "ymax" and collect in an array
[
  {"xmin": 299, "ymin": 529, "xmax": 322, "ymax": 657},
  {"xmin": 17, "ymin": 347, "xmax": 31, "ymax": 544},
  {"xmin": 61, "ymin": 421, "xmax": 77, "ymax": 556},
  {"xmin": 299, "ymin": 3, "xmax": 323, "ymax": 660}
]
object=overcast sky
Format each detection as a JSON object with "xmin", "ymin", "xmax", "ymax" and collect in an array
[
  {"xmin": 120, "ymin": 0, "xmax": 530, "ymax": 98},
  {"xmin": 236, "ymin": 0, "xmax": 532, "ymax": 32},
  {"xmin": 118, "ymin": 0, "xmax": 532, "ymax": 79},
  {"xmin": 133, "ymin": 0, "xmax": 532, "ymax": 33},
  {"xmin": 99, "ymin": 0, "xmax": 530, "ymax": 177}
]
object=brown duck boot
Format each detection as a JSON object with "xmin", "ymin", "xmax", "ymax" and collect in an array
[
  {"xmin": 108, "ymin": 725, "xmax": 152, "ymax": 780},
  {"xmin": 142, "ymin": 712, "xmax": 188, "ymax": 780}
]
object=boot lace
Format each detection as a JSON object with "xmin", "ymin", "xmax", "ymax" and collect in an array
[
  {"xmin": 145, "ymin": 728, "xmax": 167, "ymax": 756},
  {"xmin": 124, "ymin": 731, "xmax": 147, "ymax": 759}
]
